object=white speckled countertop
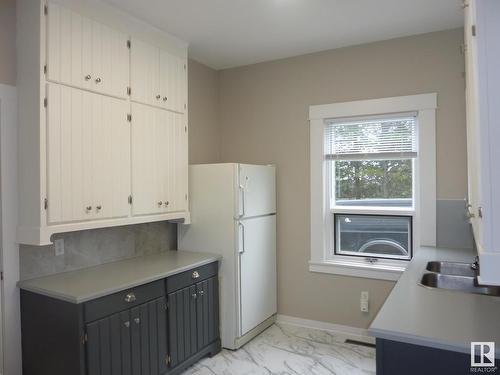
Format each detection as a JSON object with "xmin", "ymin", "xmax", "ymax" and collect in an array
[
  {"xmin": 18, "ymin": 250, "xmax": 221, "ymax": 304},
  {"xmin": 369, "ymin": 246, "xmax": 500, "ymax": 356}
]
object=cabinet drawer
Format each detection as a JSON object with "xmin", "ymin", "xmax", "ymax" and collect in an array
[
  {"xmin": 84, "ymin": 280, "xmax": 164, "ymax": 323},
  {"xmin": 166, "ymin": 262, "xmax": 218, "ymax": 293}
]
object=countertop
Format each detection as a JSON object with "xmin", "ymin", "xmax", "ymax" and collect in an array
[
  {"xmin": 369, "ymin": 246, "xmax": 500, "ymax": 356},
  {"xmin": 18, "ymin": 250, "xmax": 221, "ymax": 304}
]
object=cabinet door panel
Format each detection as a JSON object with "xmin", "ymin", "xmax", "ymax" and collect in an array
[
  {"xmin": 47, "ymin": 84, "xmax": 92, "ymax": 224},
  {"xmin": 167, "ymin": 113, "xmax": 188, "ymax": 213},
  {"xmin": 47, "ymin": 2, "xmax": 92, "ymax": 90},
  {"xmin": 167, "ymin": 285, "xmax": 197, "ymax": 368},
  {"xmin": 131, "ymin": 103, "xmax": 161, "ymax": 216},
  {"xmin": 196, "ymin": 277, "xmax": 218, "ymax": 350},
  {"xmin": 92, "ymin": 95, "xmax": 130, "ymax": 220},
  {"xmin": 97, "ymin": 24, "xmax": 129, "ymax": 98},
  {"xmin": 131, "ymin": 38, "xmax": 160, "ymax": 106}
]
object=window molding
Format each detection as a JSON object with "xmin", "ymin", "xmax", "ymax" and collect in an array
[{"xmin": 309, "ymin": 94, "xmax": 437, "ymax": 280}]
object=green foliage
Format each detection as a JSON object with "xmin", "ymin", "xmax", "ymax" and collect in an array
[{"xmin": 334, "ymin": 159, "xmax": 412, "ymax": 201}]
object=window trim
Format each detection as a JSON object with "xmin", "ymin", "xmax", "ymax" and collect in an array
[{"xmin": 309, "ymin": 94, "xmax": 437, "ymax": 281}]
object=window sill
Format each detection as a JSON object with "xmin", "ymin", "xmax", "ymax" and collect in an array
[{"xmin": 309, "ymin": 259, "xmax": 406, "ymax": 281}]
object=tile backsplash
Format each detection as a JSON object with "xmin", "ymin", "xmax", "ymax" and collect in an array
[{"xmin": 19, "ymin": 222, "xmax": 177, "ymax": 280}]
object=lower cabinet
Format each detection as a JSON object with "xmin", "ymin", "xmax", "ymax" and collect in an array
[
  {"xmin": 86, "ymin": 297, "xmax": 168, "ymax": 375},
  {"xmin": 167, "ymin": 277, "xmax": 219, "ymax": 368},
  {"xmin": 20, "ymin": 262, "xmax": 221, "ymax": 375}
]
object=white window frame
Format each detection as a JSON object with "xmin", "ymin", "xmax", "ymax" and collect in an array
[{"xmin": 309, "ymin": 94, "xmax": 437, "ymax": 281}]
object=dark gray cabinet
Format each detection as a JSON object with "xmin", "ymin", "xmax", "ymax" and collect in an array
[
  {"xmin": 167, "ymin": 277, "xmax": 219, "ymax": 368},
  {"xmin": 20, "ymin": 261, "xmax": 221, "ymax": 375},
  {"xmin": 86, "ymin": 297, "xmax": 168, "ymax": 375}
]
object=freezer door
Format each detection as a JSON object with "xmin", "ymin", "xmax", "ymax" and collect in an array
[
  {"xmin": 238, "ymin": 215, "xmax": 277, "ymax": 336},
  {"xmin": 237, "ymin": 164, "xmax": 276, "ymax": 218}
]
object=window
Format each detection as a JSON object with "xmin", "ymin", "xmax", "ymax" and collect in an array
[
  {"xmin": 309, "ymin": 94, "xmax": 437, "ymax": 281},
  {"xmin": 326, "ymin": 114, "xmax": 417, "ymax": 261}
]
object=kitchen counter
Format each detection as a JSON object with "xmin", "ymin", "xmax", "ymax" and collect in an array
[
  {"xmin": 18, "ymin": 250, "xmax": 221, "ymax": 303},
  {"xmin": 369, "ymin": 246, "xmax": 500, "ymax": 356}
]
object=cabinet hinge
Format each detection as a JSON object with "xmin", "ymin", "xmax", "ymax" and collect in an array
[
  {"xmin": 82, "ymin": 333, "xmax": 88, "ymax": 345},
  {"xmin": 44, "ymin": 97, "xmax": 48, "ymax": 108},
  {"xmin": 472, "ymin": 25, "xmax": 476, "ymax": 37},
  {"xmin": 127, "ymin": 114, "xmax": 132, "ymax": 122},
  {"xmin": 128, "ymin": 195, "xmax": 133, "ymax": 204},
  {"xmin": 44, "ymin": 65, "xmax": 47, "ymax": 75},
  {"xmin": 184, "ymin": 103, "xmax": 187, "ymax": 110},
  {"xmin": 164, "ymin": 302, "xmax": 168, "ymax": 310},
  {"xmin": 184, "ymin": 64, "xmax": 186, "ymax": 70},
  {"xmin": 184, "ymin": 126, "xmax": 187, "ymax": 133},
  {"xmin": 127, "ymin": 40, "xmax": 131, "ymax": 49},
  {"xmin": 44, "ymin": 198, "xmax": 48, "ymax": 210},
  {"xmin": 127, "ymin": 86, "xmax": 131, "ymax": 96},
  {"xmin": 44, "ymin": 4, "xmax": 48, "ymax": 15},
  {"xmin": 185, "ymin": 194, "xmax": 188, "ymax": 201},
  {"xmin": 166, "ymin": 355, "xmax": 171, "ymax": 365},
  {"xmin": 1, "ymin": 271, "xmax": 3, "ymax": 281}
]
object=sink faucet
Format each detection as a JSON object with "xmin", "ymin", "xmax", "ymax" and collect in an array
[{"xmin": 471, "ymin": 256, "xmax": 479, "ymax": 271}]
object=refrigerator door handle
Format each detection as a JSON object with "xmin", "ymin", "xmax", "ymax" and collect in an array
[
  {"xmin": 238, "ymin": 221, "xmax": 245, "ymax": 253},
  {"xmin": 238, "ymin": 184, "xmax": 245, "ymax": 218}
]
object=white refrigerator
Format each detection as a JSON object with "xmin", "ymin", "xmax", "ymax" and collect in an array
[{"xmin": 178, "ymin": 163, "xmax": 277, "ymax": 349}]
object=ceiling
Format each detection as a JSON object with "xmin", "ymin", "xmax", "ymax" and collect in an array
[{"xmin": 102, "ymin": 0, "xmax": 464, "ymax": 70}]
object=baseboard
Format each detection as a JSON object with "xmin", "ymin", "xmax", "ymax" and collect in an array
[{"xmin": 276, "ymin": 314, "xmax": 375, "ymax": 345}]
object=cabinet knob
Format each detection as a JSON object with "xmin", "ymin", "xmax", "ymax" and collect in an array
[
  {"xmin": 124, "ymin": 321, "xmax": 130, "ymax": 328},
  {"xmin": 156, "ymin": 94, "xmax": 161, "ymax": 100},
  {"xmin": 164, "ymin": 201, "xmax": 169, "ymax": 206},
  {"xmin": 96, "ymin": 205, "xmax": 102, "ymax": 211},
  {"xmin": 191, "ymin": 293, "xmax": 197, "ymax": 299},
  {"xmin": 134, "ymin": 317, "xmax": 140, "ymax": 324},
  {"xmin": 124, "ymin": 292, "xmax": 136, "ymax": 303},
  {"xmin": 95, "ymin": 77, "xmax": 102, "ymax": 83},
  {"xmin": 163, "ymin": 96, "xmax": 168, "ymax": 102},
  {"xmin": 192, "ymin": 271, "xmax": 200, "ymax": 279},
  {"xmin": 157, "ymin": 201, "xmax": 163, "ymax": 206},
  {"xmin": 85, "ymin": 74, "xmax": 92, "ymax": 81},
  {"xmin": 85, "ymin": 206, "xmax": 92, "ymax": 212},
  {"xmin": 198, "ymin": 290, "xmax": 204, "ymax": 296}
]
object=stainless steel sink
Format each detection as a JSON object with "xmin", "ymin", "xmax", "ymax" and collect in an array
[
  {"xmin": 420, "ymin": 273, "xmax": 500, "ymax": 297},
  {"xmin": 426, "ymin": 261, "xmax": 477, "ymax": 277}
]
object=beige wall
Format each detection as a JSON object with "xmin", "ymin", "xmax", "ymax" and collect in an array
[
  {"xmin": 218, "ymin": 29, "xmax": 466, "ymax": 328},
  {"xmin": 188, "ymin": 59, "xmax": 221, "ymax": 164},
  {"xmin": 0, "ymin": 0, "xmax": 16, "ymax": 85}
]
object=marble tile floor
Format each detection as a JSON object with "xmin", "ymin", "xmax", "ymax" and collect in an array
[{"xmin": 182, "ymin": 323, "xmax": 376, "ymax": 375}]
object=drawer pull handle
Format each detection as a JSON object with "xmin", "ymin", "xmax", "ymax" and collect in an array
[
  {"xmin": 124, "ymin": 293, "xmax": 136, "ymax": 303},
  {"xmin": 124, "ymin": 321, "xmax": 130, "ymax": 328},
  {"xmin": 192, "ymin": 271, "xmax": 200, "ymax": 279},
  {"xmin": 134, "ymin": 318, "xmax": 140, "ymax": 324}
]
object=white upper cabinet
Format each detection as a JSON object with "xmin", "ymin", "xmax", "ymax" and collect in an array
[
  {"xmin": 464, "ymin": 0, "xmax": 500, "ymax": 285},
  {"xmin": 131, "ymin": 103, "xmax": 188, "ymax": 217},
  {"xmin": 17, "ymin": 0, "xmax": 189, "ymax": 245},
  {"xmin": 46, "ymin": 83, "xmax": 130, "ymax": 224},
  {"xmin": 46, "ymin": 1, "xmax": 129, "ymax": 98},
  {"xmin": 131, "ymin": 38, "xmax": 187, "ymax": 113}
]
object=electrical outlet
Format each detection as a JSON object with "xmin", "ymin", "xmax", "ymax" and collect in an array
[
  {"xmin": 54, "ymin": 239, "xmax": 65, "ymax": 256},
  {"xmin": 360, "ymin": 291, "xmax": 369, "ymax": 312}
]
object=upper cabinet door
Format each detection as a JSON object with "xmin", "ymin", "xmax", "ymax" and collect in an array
[
  {"xmin": 46, "ymin": 2, "xmax": 129, "ymax": 99},
  {"xmin": 159, "ymin": 51, "xmax": 187, "ymax": 113},
  {"xmin": 47, "ymin": 2, "xmax": 92, "ymax": 90},
  {"xmin": 131, "ymin": 38, "xmax": 160, "ymax": 106},
  {"xmin": 47, "ymin": 84, "xmax": 93, "ymax": 224},
  {"xmin": 91, "ymin": 95, "xmax": 130, "ymax": 220},
  {"xmin": 92, "ymin": 23, "xmax": 130, "ymax": 98},
  {"xmin": 131, "ymin": 103, "xmax": 162, "ymax": 216}
]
